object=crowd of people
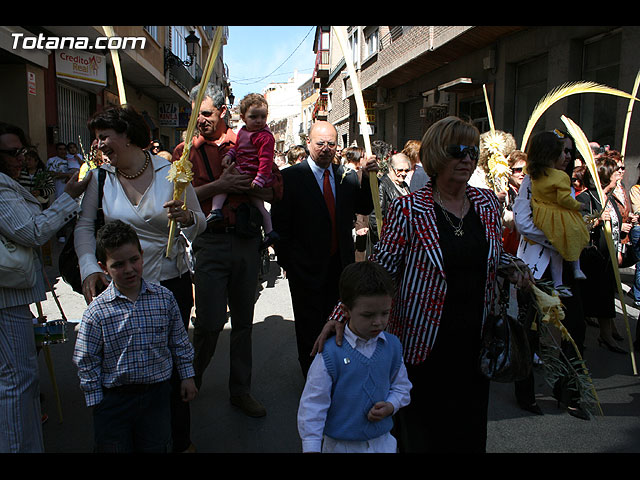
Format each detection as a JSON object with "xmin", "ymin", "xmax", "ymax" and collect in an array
[{"xmin": 1, "ymin": 82, "xmax": 639, "ymax": 454}]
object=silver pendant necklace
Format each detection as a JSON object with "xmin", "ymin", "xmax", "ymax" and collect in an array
[{"xmin": 435, "ymin": 189, "xmax": 467, "ymax": 237}]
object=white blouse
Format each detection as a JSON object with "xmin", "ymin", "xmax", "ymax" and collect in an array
[{"xmin": 75, "ymin": 155, "xmax": 206, "ymax": 285}]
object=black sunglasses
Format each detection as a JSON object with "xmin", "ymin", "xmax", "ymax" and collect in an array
[
  {"xmin": 512, "ymin": 167, "xmax": 524, "ymax": 173},
  {"xmin": 447, "ymin": 145, "xmax": 479, "ymax": 161},
  {"xmin": 0, "ymin": 147, "xmax": 27, "ymax": 158}
]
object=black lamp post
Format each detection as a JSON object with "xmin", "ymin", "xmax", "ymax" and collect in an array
[{"xmin": 183, "ymin": 30, "xmax": 199, "ymax": 67}]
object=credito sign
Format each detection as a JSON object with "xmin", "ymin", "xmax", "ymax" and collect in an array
[{"xmin": 55, "ymin": 50, "xmax": 107, "ymax": 87}]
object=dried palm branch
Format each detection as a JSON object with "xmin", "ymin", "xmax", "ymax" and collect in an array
[
  {"xmin": 521, "ymin": 81, "xmax": 640, "ymax": 152},
  {"xmin": 332, "ymin": 26, "xmax": 383, "ymax": 238},
  {"xmin": 530, "ymin": 280, "xmax": 602, "ymax": 417},
  {"xmin": 166, "ymin": 26, "xmax": 224, "ymax": 257},
  {"xmin": 102, "ymin": 26, "xmax": 127, "ymax": 105},
  {"xmin": 621, "ymin": 69, "xmax": 640, "ymax": 161}
]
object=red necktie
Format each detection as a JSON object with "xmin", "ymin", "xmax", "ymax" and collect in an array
[{"xmin": 323, "ymin": 169, "xmax": 338, "ymax": 256}]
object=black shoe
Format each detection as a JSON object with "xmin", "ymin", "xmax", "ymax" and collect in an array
[
  {"xmin": 566, "ymin": 405, "xmax": 590, "ymax": 421},
  {"xmin": 597, "ymin": 336, "xmax": 627, "ymax": 354},
  {"xmin": 518, "ymin": 402, "xmax": 544, "ymax": 415},
  {"xmin": 205, "ymin": 209, "xmax": 224, "ymax": 224}
]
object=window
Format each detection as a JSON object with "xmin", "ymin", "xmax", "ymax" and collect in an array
[
  {"xmin": 171, "ymin": 26, "xmax": 199, "ymax": 67},
  {"xmin": 348, "ymin": 29, "xmax": 359, "ymax": 66},
  {"xmin": 581, "ymin": 31, "xmax": 621, "ymax": 147},
  {"xmin": 144, "ymin": 26, "xmax": 158, "ymax": 42},
  {"xmin": 513, "ymin": 54, "xmax": 549, "ymax": 143},
  {"xmin": 365, "ymin": 29, "xmax": 378, "ymax": 59}
]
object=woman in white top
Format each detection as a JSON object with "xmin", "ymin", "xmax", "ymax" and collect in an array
[{"xmin": 74, "ymin": 105, "xmax": 206, "ymax": 452}]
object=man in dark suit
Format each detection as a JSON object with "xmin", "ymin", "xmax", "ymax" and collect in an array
[{"xmin": 271, "ymin": 121, "xmax": 377, "ymax": 376}]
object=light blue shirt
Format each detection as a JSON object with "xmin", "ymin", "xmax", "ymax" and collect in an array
[{"xmin": 306, "ymin": 157, "xmax": 336, "ymax": 198}]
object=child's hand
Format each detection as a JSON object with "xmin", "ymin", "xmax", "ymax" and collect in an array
[
  {"xmin": 367, "ymin": 401, "xmax": 394, "ymax": 422},
  {"xmin": 250, "ymin": 180, "xmax": 260, "ymax": 189},
  {"xmin": 221, "ymin": 155, "xmax": 233, "ymax": 168},
  {"xmin": 181, "ymin": 378, "xmax": 198, "ymax": 402}
]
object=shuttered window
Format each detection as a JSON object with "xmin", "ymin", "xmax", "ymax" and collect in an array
[{"xmin": 57, "ymin": 82, "xmax": 91, "ymax": 151}]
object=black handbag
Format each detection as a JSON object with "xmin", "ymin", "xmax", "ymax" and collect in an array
[
  {"xmin": 479, "ymin": 279, "xmax": 532, "ymax": 383},
  {"xmin": 59, "ymin": 168, "xmax": 106, "ymax": 294}
]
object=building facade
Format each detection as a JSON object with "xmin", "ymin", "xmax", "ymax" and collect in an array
[
  {"xmin": 0, "ymin": 25, "xmax": 231, "ymax": 161},
  {"xmin": 312, "ymin": 26, "xmax": 640, "ymax": 182}
]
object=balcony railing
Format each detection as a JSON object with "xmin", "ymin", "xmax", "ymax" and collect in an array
[
  {"xmin": 313, "ymin": 93, "xmax": 329, "ymax": 120},
  {"xmin": 312, "ymin": 48, "xmax": 330, "ymax": 83}
]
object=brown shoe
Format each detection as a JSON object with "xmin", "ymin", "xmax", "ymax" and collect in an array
[{"xmin": 230, "ymin": 394, "xmax": 266, "ymax": 417}]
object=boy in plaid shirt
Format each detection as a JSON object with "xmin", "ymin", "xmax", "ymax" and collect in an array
[{"xmin": 73, "ymin": 220, "xmax": 197, "ymax": 452}]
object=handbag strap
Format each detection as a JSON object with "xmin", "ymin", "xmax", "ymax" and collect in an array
[
  {"xmin": 95, "ymin": 167, "xmax": 106, "ymax": 230},
  {"xmin": 199, "ymin": 145, "xmax": 216, "ymax": 181}
]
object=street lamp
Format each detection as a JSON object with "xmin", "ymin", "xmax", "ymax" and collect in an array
[
  {"xmin": 183, "ymin": 30, "xmax": 199, "ymax": 67},
  {"xmin": 165, "ymin": 29, "xmax": 200, "ymax": 69}
]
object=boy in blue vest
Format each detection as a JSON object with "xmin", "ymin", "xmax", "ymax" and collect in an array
[
  {"xmin": 72, "ymin": 220, "xmax": 197, "ymax": 452},
  {"xmin": 297, "ymin": 260, "xmax": 412, "ymax": 453}
]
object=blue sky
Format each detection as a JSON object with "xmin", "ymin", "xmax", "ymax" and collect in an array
[{"xmin": 224, "ymin": 26, "xmax": 316, "ymax": 105}]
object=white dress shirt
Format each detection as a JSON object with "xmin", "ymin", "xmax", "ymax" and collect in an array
[
  {"xmin": 75, "ymin": 155, "xmax": 205, "ymax": 285},
  {"xmin": 297, "ymin": 325, "xmax": 412, "ymax": 453},
  {"xmin": 306, "ymin": 157, "xmax": 336, "ymax": 198}
]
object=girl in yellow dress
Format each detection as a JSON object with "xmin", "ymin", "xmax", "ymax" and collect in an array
[{"xmin": 527, "ymin": 131, "xmax": 590, "ymax": 296}]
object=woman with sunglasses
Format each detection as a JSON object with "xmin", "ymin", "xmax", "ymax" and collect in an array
[
  {"xmin": 314, "ymin": 116, "xmax": 532, "ymax": 453},
  {"xmin": 0, "ymin": 122, "xmax": 91, "ymax": 452},
  {"xmin": 502, "ymin": 150, "xmax": 527, "ymax": 255}
]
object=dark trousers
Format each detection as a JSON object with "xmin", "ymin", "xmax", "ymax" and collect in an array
[
  {"xmin": 514, "ymin": 288, "xmax": 541, "ymax": 406},
  {"xmin": 191, "ymin": 230, "xmax": 261, "ymax": 395},
  {"xmin": 161, "ymin": 274, "xmax": 194, "ymax": 453},
  {"xmin": 93, "ymin": 381, "xmax": 171, "ymax": 453},
  {"xmin": 288, "ymin": 254, "xmax": 341, "ymax": 377}
]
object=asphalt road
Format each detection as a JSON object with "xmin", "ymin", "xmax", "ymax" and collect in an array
[{"xmin": 34, "ymin": 241, "xmax": 640, "ymax": 454}]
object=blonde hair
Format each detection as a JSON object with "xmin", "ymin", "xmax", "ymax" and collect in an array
[
  {"xmin": 419, "ymin": 116, "xmax": 479, "ymax": 177},
  {"xmin": 402, "ymin": 139, "xmax": 421, "ymax": 166}
]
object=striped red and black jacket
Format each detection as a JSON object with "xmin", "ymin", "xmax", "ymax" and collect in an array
[{"xmin": 330, "ymin": 181, "xmax": 514, "ymax": 366}]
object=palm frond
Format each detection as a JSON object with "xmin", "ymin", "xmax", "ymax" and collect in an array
[
  {"xmin": 560, "ymin": 115, "xmax": 605, "ymax": 204},
  {"xmin": 521, "ymin": 81, "xmax": 640, "ymax": 151},
  {"xmin": 483, "ymin": 84, "xmax": 495, "ymax": 133},
  {"xmin": 621, "ymin": 69, "xmax": 640, "ymax": 160}
]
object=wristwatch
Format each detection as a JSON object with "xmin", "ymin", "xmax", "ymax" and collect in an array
[{"xmin": 178, "ymin": 209, "xmax": 195, "ymax": 229}]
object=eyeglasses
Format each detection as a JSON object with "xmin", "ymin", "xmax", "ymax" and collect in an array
[
  {"xmin": 511, "ymin": 167, "xmax": 524, "ymax": 173},
  {"xmin": 314, "ymin": 141, "xmax": 337, "ymax": 149},
  {"xmin": 0, "ymin": 147, "xmax": 27, "ymax": 158},
  {"xmin": 446, "ymin": 145, "xmax": 479, "ymax": 162},
  {"xmin": 618, "ymin": 165, "xmax": 625, "ymax": 170},
  {"xmin": 563, "ymin": 148, "xmax": 572, "ymax": 155},
  {"xmin": 553, "ymin": 129, "xmax": 566, "ymax": 139}
]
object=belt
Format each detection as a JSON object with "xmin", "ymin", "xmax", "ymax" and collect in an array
[
  {"xmin": 104, "ymin": 381, "xmax": 167, "ymax": 394},
  {"xmin": 205, "ymin": 223, "xmax": 235, "ymax": 234}
]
